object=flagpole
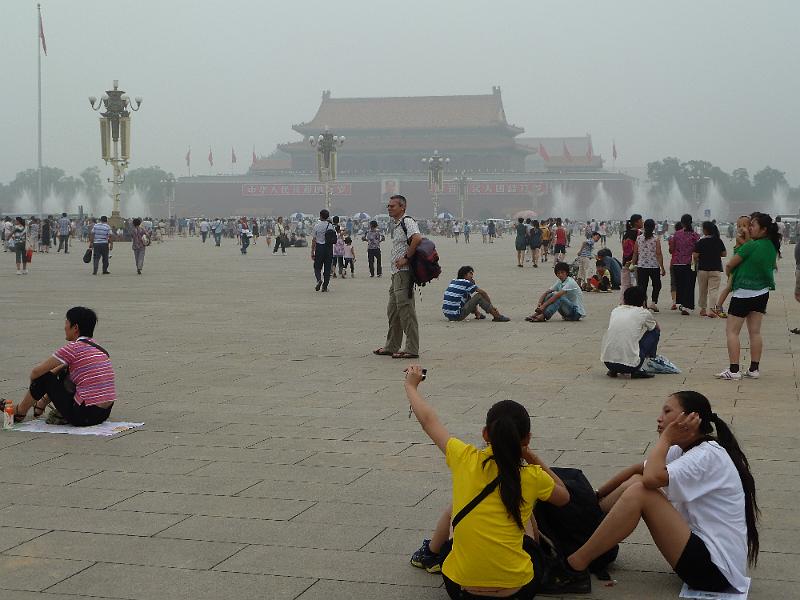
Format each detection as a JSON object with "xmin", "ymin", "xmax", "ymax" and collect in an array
[{"xmin": 37, "ymin": 3, "xmax": 43, "ymax": 218}]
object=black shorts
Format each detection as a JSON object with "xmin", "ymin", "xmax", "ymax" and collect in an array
[
  {"xmin": 553, "ymin": 244, "xmax": 566, "ymax": 254},
  {"xmin": 728, "ymin": 292, "xmax": 769, "ymax": 318},
  {"xmin": 674, "ymin": 533, "xmax": 730, "ymax": 592}
]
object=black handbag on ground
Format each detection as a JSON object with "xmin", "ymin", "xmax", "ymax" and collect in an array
[{"xmin": 82, "ymin": 247, "xmax": 93, "ymax": 263}]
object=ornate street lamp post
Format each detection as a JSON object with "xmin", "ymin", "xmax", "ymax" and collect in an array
[
  {"xmin": 160, "ymin": 175, "xmax": 176, "ymax": 222},
  {"xmin": 422, "ymin": 150, "xmax": 449, "ymax": 218},
  {"xmin": 309, "ymin": 128, "xmax": 344, "ymax": 212},
  {"xmin": 88, "ymin": 80, "xmax": 142, "ymax": 229},
  {"xmin": 455, "ymin": 170, "xmax": 471, "ymax": 221}
]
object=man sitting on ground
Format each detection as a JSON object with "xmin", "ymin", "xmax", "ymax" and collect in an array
[
  {"xmin": 601, "ymin": 286, "xmax": 660, "ymax": 379},
  {"xmin": 442, "ymin": 265, "xmax": 510, "ymax": 322},
  {"xmin": 6, "ymin": 306, "xmax": 116, "ymax": 426},
  {"xmin": 527, "ymin": 262, "xmax": 586, "ymax": 322}
]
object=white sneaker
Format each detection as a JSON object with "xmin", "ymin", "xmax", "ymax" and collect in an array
[
  {"xmin": 743, "ymin": 369, "xmax": 760, "ymax": 379},
  {"xmin": 22, "ymin": 269, "xmax": 28, "ymax": 274},
  {"xmin": 16, "ymin": 270, "xmax": 22, "ymax": 275},
  {"xmin": 715, "ymin": 369, "xmax": 742, "ymax": 380}
]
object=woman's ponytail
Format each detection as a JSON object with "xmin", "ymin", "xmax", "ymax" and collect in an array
[
  {"xmin": 483, "ymin": 400, "xmax": 530, "ymax": 530},
  {"xmin": 711, "ymin": 414, "xmax": 760, "ymax": 566}
]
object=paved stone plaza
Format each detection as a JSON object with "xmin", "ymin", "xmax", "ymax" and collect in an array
[{"xmin": 1, "ymin": 232, "xmax": 797, "ymax": 599}]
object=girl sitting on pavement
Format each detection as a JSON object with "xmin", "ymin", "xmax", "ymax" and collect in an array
[
  {"xmin": 554, "ymin": 391, "xmax": 758, "ymax": 594},
  {"xmin": 405, "ymin": 365, "xmax": 571, "ymax": 599}
]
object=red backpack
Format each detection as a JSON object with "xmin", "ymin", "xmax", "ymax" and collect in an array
[{"xmin": 400, "ymin": 217, "xmax": 442, "ymax": 287}]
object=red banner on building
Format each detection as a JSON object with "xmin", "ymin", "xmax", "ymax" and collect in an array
[
  {"xmin": 242, "ymin": 183, "xmax": 353, "ymax": 197},
  {"xmin": 441, "ymin": 182, "xmax": 548, "ymax": 195}
]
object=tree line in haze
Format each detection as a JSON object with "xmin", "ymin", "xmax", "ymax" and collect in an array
[
  {"xmin": 647, "ymin": 158, "xmax": 798, "ymax": 204},
  {"xmin": 0, "ymin": 165, "xmax": 173, "ymax": 214}
]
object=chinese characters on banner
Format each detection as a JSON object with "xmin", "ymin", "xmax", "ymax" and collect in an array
[
  {"xmin": 240, "ymin": 181, "xmax": 546, "ymax": 197},
  {"xmin": 242, "ymin": 183, "xmax": 353, "ymax": 197},
  {"xmin": 440, "ymin": 181, "xmax": 549, "ymax": 195}
]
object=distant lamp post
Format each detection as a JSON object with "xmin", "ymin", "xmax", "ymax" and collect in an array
[
  {"xmin": 422, "ymin": 150, "xmax": 449, "ymax": 218},
  {"xmin": 89, "ymin": 80, "xmax": 142, "ymax": 229},
  {"xmin": 454, "ymin": 170, "xmax": 471, "ymax": 221},
  {"xmin": 160, "ymin": 175, "xmax": 176, "ymax": 221},
  {"xmin": 687, "ymin": 174, "xmax": 709, "ymax": 213},
  {"xmin": 309, "ymin": 127, "xmax": 344, "ymax": 212}
]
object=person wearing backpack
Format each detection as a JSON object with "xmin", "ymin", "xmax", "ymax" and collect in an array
[
  {"xmin": 404, "ymin": 365, "xmax": 574, "ymax": 598},
  {"xmin": 311, "ymin": 209, "xmax": 335, "ymax": 292},
  {"xmin": 373, "ymin": 195, "xmax": 422, "ymax": 359}
]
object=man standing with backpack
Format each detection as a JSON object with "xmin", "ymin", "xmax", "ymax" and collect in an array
[
  {"xmin": 311, "ymin": 209, "xmax": 334, "ymax": 292},
  {"xmin": 374, "ymin": 195, "xmax": 421, "ymax": 359}
]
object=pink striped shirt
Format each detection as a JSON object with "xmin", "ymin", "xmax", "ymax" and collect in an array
[{"xmin": 53, "ymin": 337, "xmax": 116, "ymax": 406}]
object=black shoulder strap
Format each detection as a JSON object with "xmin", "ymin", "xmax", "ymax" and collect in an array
[
  {"xmin": 80, "ymin": 339, "xmax": 110, "ymax": 356},
  {"xmin": 451, "ymin": 477, "xmax": 499, "ymax": 529},
  {"xmin": 399, "ymin": 216, "xmax": 415, "ymax": 244}
]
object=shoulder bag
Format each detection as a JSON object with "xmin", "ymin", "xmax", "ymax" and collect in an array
[{"xmin": 57, "ymin": 339, "xmax": 110, "ymax": 395}]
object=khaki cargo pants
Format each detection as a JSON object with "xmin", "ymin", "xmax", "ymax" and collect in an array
[{"xmin": 385, "ymin": 270, "xmax": 419, "ymax": 355}]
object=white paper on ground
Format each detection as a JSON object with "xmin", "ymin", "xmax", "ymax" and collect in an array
[
  {"xmin": 680, "ymin": 578, "xmax": 750, "ymax": 600},
  {"xmin": 12, "ymin": 420, "xmax": 144, "ymax": 436}
]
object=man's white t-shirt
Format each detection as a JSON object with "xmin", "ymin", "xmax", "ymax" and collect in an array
[
  {"xmin": 600, "ymin": 305, "xmax": 657, "ymax": 366},
  {"xmin": 199, "ymin": 220, "xmax": 209, "ymax": 232},
  {"xmin": 665, "ymin": 442, "xmax": 749, "ymax": 592}
]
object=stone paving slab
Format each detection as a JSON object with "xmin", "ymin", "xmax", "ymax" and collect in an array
[
  {"xmin": 48, "ymin": 562, "xmax": 315, "ymax": 600},
  {"xmin": 1, "ymin": 235, "xmax": 797, "ymax": 598},
  {"xmin": 108, "ymin": 490, "xmax": 314, "ymax": 520},
  {"xmin": 155, "ymin": 515, "xmax": 383, "ymax": 550},
  {"xmin": 0, "ymin": 555, "xmax": 94, "ymax": 592},
  {"xmin": 7, "ymin": 530, "xmax": 245, "ymax": 570}
]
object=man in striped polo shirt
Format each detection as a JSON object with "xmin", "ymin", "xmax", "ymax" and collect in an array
[
  {"xmin": 89, "ymin": 215, "xmax": 114, "ymax": 275},
  {"xmin": 7, "ymin": 306, "xmax": 115, "ymax": 427},
  {"xmin": 442, "ymin": 266, "xmax": 510, "ymax": 322}
]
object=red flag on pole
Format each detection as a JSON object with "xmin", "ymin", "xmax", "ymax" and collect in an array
[
  {"xmin": 586, "ymin": 138, "xmax": 593, "ymax": 160},
  {"xmin": 231, "ymin": 148, "xmax": 237, "ymax": 164},
  {"xmin": 612, "ymin": 141, "xmax": 618, "ymax": 160},
  {"xmin": 185, "ymin": 147, "xmax": 191, "ymax": 167},
  {"xmin": 538, "ymin": 143, "xmax": 550, "ymax": 162},
  {"xmin": 562, "ymin": 141, "xmax": 572, "ymax": 161},
  {"xmin": 208, "ymin": 148, "xmax": 213, "ymax": 167},
  {"xmin": 39, "ymin": 8, "xmax": 47, "ymax": 56}
]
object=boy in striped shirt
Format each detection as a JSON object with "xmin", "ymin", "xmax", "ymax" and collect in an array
[
  {"xmin": 441, "ymin": 266, "xmax": 510, "ymax": 322},
  {"xmin": 6, "ymin": 306, "xmax": 115, "ymax": 427}
]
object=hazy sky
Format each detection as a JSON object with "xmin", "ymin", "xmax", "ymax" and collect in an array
[{"xmin": 4, "ymin": 0, "xmax": 799, "ymax": 185}]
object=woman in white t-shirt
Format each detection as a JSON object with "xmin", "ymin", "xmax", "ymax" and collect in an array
[{"xmin": 560, "ymin": 391, "xmax": 758, "ymax": 593}]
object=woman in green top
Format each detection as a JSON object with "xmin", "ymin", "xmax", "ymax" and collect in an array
[
  {"xmin": 514, "ymin": 218, "xmax": 528, "ymax": 267},
  {"xmin": 716, "ymin": 213, "xmax": 781, "ymax": 380}
]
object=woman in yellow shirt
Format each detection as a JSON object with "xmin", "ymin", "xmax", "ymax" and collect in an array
[{"xmin": 405, "ymin": 365, "xmax": 572, "ymax": 598}]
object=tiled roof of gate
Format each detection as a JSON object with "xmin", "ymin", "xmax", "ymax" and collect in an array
[{"xmin": 294, "ymin": 89, "xmax": 523, "ymax": 133}]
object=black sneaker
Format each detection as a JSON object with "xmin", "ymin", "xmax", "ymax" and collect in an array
[
  {"xmin": 540, "ymin": 562, "xmax": 591, "ymax": 594},
  {"xmin": 410, "ymin": 539, "xmax": 442, "ymax": 574},
  {"xmin": 315, "ymin": 281, "xmax": 322, "ymax": 291}
]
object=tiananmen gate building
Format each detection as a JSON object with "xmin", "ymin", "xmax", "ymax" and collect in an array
[{"xmin": 176, "ymin": 88, "xmax": 635, "ymax": 218}]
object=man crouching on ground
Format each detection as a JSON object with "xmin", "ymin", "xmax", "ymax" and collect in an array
[
  {"xmin": 5, "ymin": 306, "xmax": 115, "ymax": 426},
  {"xmin": 442, "ymin": 265, "xmax": 510, "ymax": 322}
]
